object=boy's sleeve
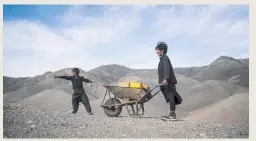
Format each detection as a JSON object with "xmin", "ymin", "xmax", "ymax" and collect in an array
[
  {"xmin": 162, "ymin": 56, "xmax": 177, "ymax": 84},
  {"xmin": 55, "ymin": 76, "xmax": 72, "ymax": 80},
  {"xmin": 162, "ymin": 56, "xmax": 171, "ymax": 80},
  {"xmin": 81, "ymin": 76, "xmax": 92, "ymax": 83}
]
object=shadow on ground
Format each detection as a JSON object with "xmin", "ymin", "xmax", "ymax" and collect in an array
[{"xmin": 117, "ymin": 115, "xmax": 185, "ymax": 121}]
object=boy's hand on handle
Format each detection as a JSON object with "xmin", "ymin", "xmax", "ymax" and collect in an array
[{"xmin": 162, "ymin": 79, "xmax": 168, "ymax": 85}]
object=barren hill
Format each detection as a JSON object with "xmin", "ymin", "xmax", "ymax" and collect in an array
[
  {"xmin": 114, "ymin": 70, "xmax": 248, "ymax": 118},
  {"xmin": 174, "ymin": 56, "xmax": 249, "ymax": 87},
  {"xmin": 185, "ymin": 93, "xmax": 249, "ymax": 124},
  {"xmin": 3, "ymin": 56, "xmax": 249, "ymax": 116},
  {"xmin": 4, "ymin": 76, "xmax": 30, "ymax": 93},
  {"xmin": 17, "ymin": 88, "xmax": 73, "ymax": 112},
  {"xmin": 195, "ymin": 56, "xmax": 249, "ymax": 87},
  {"xmin": 3, "ymin": 56, "xmax": 249, "ymax": 138},
  {"xmin": 3, "ymin": 68, "xmax": 106, "ymax": 104},
  {"xmin": 87, "ymin": 64, "xmax": 134, "ymax": 84},
  {"xmin": 177, "ymin": 80, "xmax": 248, "ymax": 117}
]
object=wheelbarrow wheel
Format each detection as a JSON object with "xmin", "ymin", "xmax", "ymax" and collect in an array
[{"xmin": 103, "ymin": 98, "xmax": 122, "ymax": 117}]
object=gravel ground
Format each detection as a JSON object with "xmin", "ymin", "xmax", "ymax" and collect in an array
[{"xmin": 3, "ymin": 105, "xmax": 249, "ymax": 139}]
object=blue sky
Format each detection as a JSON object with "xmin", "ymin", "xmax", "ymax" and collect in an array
[{"xmin": 3, "ymin": 5, "xmax": 249, "ymax": 77}]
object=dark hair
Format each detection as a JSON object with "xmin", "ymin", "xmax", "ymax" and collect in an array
[
  {"xmin": 72, "ymin": 68, "xmax": 80, "ymax": 75},
  {"xmin": 155, "ymin": 41, "xmax": 168, "ymax": 54}
]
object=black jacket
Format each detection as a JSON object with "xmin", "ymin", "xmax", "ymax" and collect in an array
[
  {"xmin": 158, "ymin": 55, "xmax": 182, "ymax": 105},
  {"xmin": 158, "ymin": 54, "xmax": 177, "ymax": 84},
  {"xmin": 55, "ymin": 75, "xmax": 92, "ymax": 95}
]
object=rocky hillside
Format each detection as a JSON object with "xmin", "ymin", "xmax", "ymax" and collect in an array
[
  {"xmin": 4, "ymin": 56, "xmax": 249, "ymax": 97},
  {"xmin": 174, "ymin": 66, "xmax": 207, "ymax": 78},
  {"xmin": 87, "ymin": 64, "xmax": 134, "ymax": 84},
  {"xmin": 115, "ymin": 69, "xmax": 248, "ymax": 117},
  {"xmin": 3, "ymin": 56, "xmax": 249, "ymax": 138},
  {"xmin": 4, "ymin": 76, "xmax": 30, "ymax": 93},
  {"xmin": 174, "ymin": 56, "xmax": 249, "ymax": 87},
  {"xmin": 3, "ymin": 68, "xmax": 105, "ymax": 104}
]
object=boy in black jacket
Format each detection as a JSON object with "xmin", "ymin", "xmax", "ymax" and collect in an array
[
  {"xmin": 155, "ymin": 42, "xmax": 182, "ymax": 120},
  {"xmin": 54, "ymin": 68, "xmax": 93, "ymax": 115}
]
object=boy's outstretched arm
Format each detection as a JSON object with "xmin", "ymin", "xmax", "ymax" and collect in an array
[
  {"xmin": 81, "ymin": 76, "xmax": 93, "ymax": 83},
  {"xmin": 54, "ymin": 76, "xmax": 72, "ymax": 80}
]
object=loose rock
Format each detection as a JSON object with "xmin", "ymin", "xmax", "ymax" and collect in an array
[{"xmin": 3, "ymin": 106, "xmax": 249, "ymax": 138}]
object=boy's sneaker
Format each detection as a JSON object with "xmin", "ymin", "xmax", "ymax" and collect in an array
[
  {"xmin": 67, "ymin": 110, "xmax": 76, "ymax": 114},
  {"xmin": 88, "ymin": 112, "xmax": 94, "ymax": 115},
  {"xmin": 160, "ymin": 111, "xmax": 176, "ymax": 121}
]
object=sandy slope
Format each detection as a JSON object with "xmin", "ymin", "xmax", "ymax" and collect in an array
[
  {"xmin": 16, "ymin": 88, "xmax": 73, "ymax": 112},
  {"xmin": 185, "ymin": 93, "xmax": 249, "ymax": 124},
  {"xmin": 176, "ymin": 80, "xmax": 248, "ymax": 116},
  {"xmin": 12, "ymin": 76, "xmax": 248, "ymax": 120}
]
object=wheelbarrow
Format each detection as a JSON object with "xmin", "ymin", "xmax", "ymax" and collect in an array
[{"xmin": 100, "ymin": 84, "xmax": 162, "ymax": 117}]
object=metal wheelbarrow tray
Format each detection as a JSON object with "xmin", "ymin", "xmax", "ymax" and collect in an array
[{"xmin": 100, "ymin": 84, "xmax": 162, "ymax": 117}]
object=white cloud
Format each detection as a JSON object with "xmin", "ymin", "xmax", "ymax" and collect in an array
[
  {"xmin": 152, "ymin": 5, "xmax": 248, "ymax": 48},
  {"xmin": 4, "ymin": 5, "xmax": 248, "ymax": 77}
]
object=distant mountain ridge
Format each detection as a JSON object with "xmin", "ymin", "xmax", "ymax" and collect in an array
[
  {"xmin": 174, "ymin": 56, "xmax": 249, "ymax": 87},
  {"xmin": 4, "ymin": 56, "xmax": 249, "ymax": 95}
]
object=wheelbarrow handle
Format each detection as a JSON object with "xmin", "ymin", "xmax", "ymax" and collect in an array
[
  {"xmin": 158, "ymin": 84, "xmax": 169, "ymax": 86},
  {"xmin": 139, "ymin": 84, "xmax": 162, "ymax": 103},
  {"xmin": 147, "ymin": 84, "xmax": 162, "ymax": 92}
]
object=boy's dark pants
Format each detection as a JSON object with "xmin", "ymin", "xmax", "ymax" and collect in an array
[
  {"xmin": 160, "ymin": 84, "xmax": 177, "ymax": 111},
  {"xmin": 72, "ymin": 92, "xmax": 92, "ymax": 113}
]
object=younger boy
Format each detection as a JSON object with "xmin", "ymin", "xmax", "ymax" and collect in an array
[{"xmin": 54, "ymin": 68, "xmax": 93, "ymax": 115}]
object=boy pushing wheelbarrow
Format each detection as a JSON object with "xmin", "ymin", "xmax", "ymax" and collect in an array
[{"xmin": 100, "ymin": 42, "xmax": 182, "ymax": 121}]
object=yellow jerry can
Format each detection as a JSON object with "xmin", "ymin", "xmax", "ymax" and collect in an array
[{"xmin": 118, "ymin": 82, "xmax": 150, "ymax": 90}]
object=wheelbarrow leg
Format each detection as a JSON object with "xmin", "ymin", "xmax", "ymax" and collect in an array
[
  {"xmin": 101, "ymin": 90, "xmax": 108, "ymax": 106},
  {"xmin": 125, "ymin": 104, "xmax": 136, "ymax": 116},
  {"xmin": 140, "ymin": 103, "xmax": 145, "ymax": 115},
  {"xmin": 130, "ymin": 104, "xmax": 135, "ymax": 115},
  {"xmin": 135, "ymin": 102, "xmax": 139, "ymax": 116},
  {"xmin": 134, "ymin": 102, "xmax": 143, "ymax": 117},
  {"xmin": 135, "ymin": 103, "xmax": 144, "ymax": 117}
]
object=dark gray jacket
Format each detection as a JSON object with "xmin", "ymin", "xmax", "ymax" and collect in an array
[
  {"xmin": 158, "ymin": 54, "xmax": 177, "ymax": 84},
  {"xmin": 55, "ymin": 75, "xmax": 92, "ymax": 99},
  {"xmin": 158, "ymin": 54, "xmax": 182, "ymax": 105}
]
